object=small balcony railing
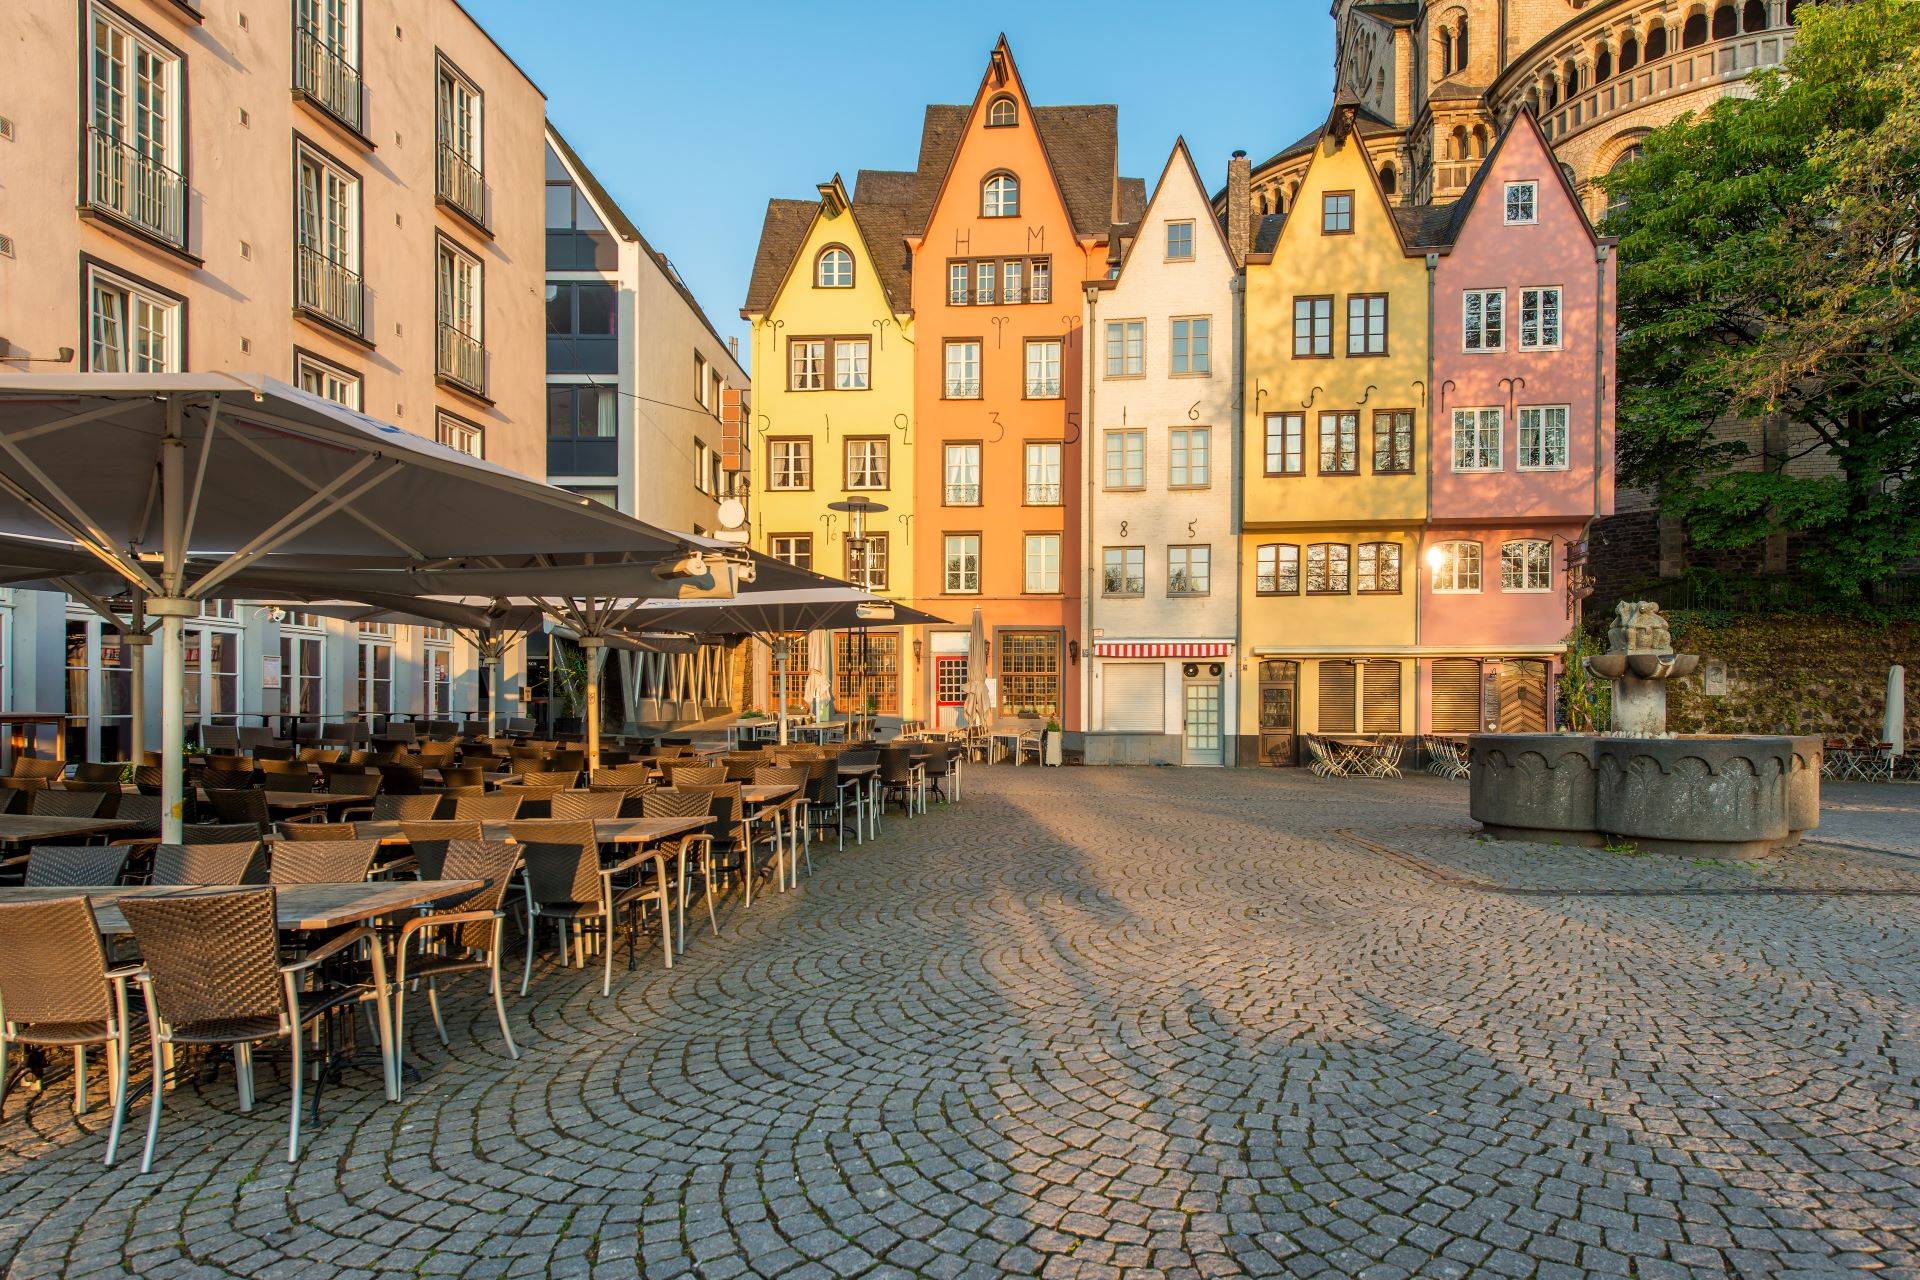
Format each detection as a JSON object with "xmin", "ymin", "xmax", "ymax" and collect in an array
[
  {"xmin": 295, "ymin": 242, "xmax": 364, "ymax": 334},
  {"xmin": 437, "ymin": 321, "xmax": 487, "ymax": 395},
  {"xmin": 436, "ymin": 142, "xmax": 487, "ymax": 227},
  {"xmin": 944, "ymin": 483, "xmax": 980, "ymax": 506},
  {"xmin": 945, "ymin": 378, "xmax": 980, "ymax": 399},
  {"xmin": 1025, "ymin": 482, "xmax": 1062, "ymax": 506},
  {"xmin": 1026, "ymin": 376, "xmax": 1061, "ymax": 398},
  {"xmin": 294, "ymin": 25, "xmax": 363, "ymax": 134},
  {"xmin": 86, "ymin": 127, "xmax": 185, "ymax": 247}
]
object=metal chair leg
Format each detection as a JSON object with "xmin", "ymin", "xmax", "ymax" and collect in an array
[
  {"xmin": 427, "ymin": 983, "xmax": 448, "ymax": 1046},
  {"xmin": 489, "ymin": 931, "xmax": 519, "ymax": 1061}
]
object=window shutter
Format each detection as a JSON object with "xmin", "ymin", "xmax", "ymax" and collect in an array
[
  {"xmin": 1316, "ymin": 661, "xmax": 1356, "ymax": 734},
  {"xmin": 1101, "ymin": 664, "xmax": 1166, "ymax": 734},
  {"xmin": 1361, "ymin": 660, "xmax": 1403, "ymax": 733},
  {"xmin": 1431, "ymin": 659, "xmax": 1482, "ymax": 732}
]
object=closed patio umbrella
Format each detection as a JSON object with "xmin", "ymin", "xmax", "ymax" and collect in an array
[
  {"xmin": 962, "ymin": 607, "xmax": 988, "ymax": 733},
  {"xmin": 804, "ymin": 630, "xmax": 834, "ymax": 728},
  {"xmin": 0, "ymin": 373, "xmax": 724, "ymax": 840}
]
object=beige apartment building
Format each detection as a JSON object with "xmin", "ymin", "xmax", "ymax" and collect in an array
[{"xmin": 0, "ymin": 0, "xmax": 547, "ymax": 757}]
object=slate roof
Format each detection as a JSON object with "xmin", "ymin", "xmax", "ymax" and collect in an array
[
  {"xmin": 1118, "ymin": 176, "xmax": 1148, "ymax": 227},
  {"xmin": 741, "ymin": 198, "xmax": 819, "ymax": 317},
  {"xmin": 1352, "ymin": 2, "xmax": 1419, "ymax": 26},
  {"xmin": 1252, "ymin": 212, "xmax": 1288, "ymax": 256},
  {"xmin": 850, "ymin": 169, "xmax": 918, "ymax": 314},
  {"xmin": 1392, "ymin": 200, "xmax": 1465, "ymax": 250},
  {"xmin": 1428, "ymin": 77, "xmax": 1488, "ymax": 102},
  {"xmin": 1251, "ymin": 102, "xmax": 1398, "ymax": 172}
]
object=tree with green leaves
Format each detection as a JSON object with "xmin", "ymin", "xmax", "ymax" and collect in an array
[{"xmin": 1602, "ymin": 0, "xmax": 1920, "ymax": 597}]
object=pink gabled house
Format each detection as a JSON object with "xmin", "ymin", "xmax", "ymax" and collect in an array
[{"xmin": 1416, "ymin": 108, "xmax": 1615, "ymax": 734}]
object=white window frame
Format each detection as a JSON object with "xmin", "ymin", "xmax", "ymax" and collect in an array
[
  {"xmin": 1432, "ymin": 541, "xmax": 1484, "ymax": 594},
  {"xmin": 86, "ymin": 4, "xmax": 184, "ymax": 244},
  {"xmin": 982, "ymin": 173, "xmax": 1019, "ymax": 218},
  {"xmin": 1168, "ymin": 544, "xmax": 1211, "ymax": 597},
  {"xmin": 833, "ymin": 338, "xmax": 870, "ymax": 390},
  {"xmin": 1504, "ymin": 180, "xmax": 1538, "ymax": 225},
  {"xmin": 944, "ymin": 443, "xmax": 981, "ymax": 506},
  {"xmin": 845, "ymin": 437, "xmax": 889, "ymax": 490},
  {"xmin": 1518, "ymin": 286, "xmax": 1562, "ymax": 351},
  {"xmin": 436, "ymin": 238, "xmax": 482, "ymax": 341},
  {"xmin": 943, "ymin": 341, "xmax": 981, "ymax": 399},
  {"xmin": 1102, "ymin": 546, "xmax": 1145, "ymax": 597},
  {"xmin": 1501, "ymin": 540, "xmax": 1553, "ymax": 593},
  {"xmin": 421, "ymin": 637, "xmax": 454, "ymax": 715},
  {"xmin": 770, "ymin": 534, "xmax": 812, "ymax": 570},
  {"xmin": 1024, "ymin": 534, "xmax": 1061, "ymax": 595},
  {"xmin": 1171, "ymin": 316, "xmax": 1210, "ymax": 375},
  {"xmin": 295, "ymin": 350, "xmax": 362, "ymax": 410},
  {"xmin": 435, "ymin": 55, "xmax": 483, "ymax": 172},
  {"xmin": 1024, "ymin": 441, "xmax": 1062, "ymax": 506},
  {"xmin": 1104, "ymin": 429, "xmax": 1145, "ymax": 489},
  {"xmin": 1517, "ymin": 405, "xmax": 1571, "ymax": 471},
  {"xmin": 816, "ymin": 247, "xmax": 853, "ymax": 288},
  {"xmin": 434, "ymin": 411, "xmax": 483, "ymax": 458},
  {"xmin": 1452, "ymin": 407, "xmax": 1503, "ymax": 472},
  {"xmin": 278, "ymin": 621, "xmax": 326, "ymax": 719},
  {"xmin": 86, "ymin": 263, "xmax": 180, "ymax": 373},
  {"xmin": 944, "ymin": 534, "xmax": 981, "ymax": 595},
  {"xmin": 789, "ymin": 339, "xmax": 826, "ymax": 391},
  {"xmin": 1024, "ymin": 339, "xmax": 1061, "ymax": 398},
  {"xmin": 1463, "ymin": 288, "xmax": 1504, "ymax": 352},
  {"xmin": 769, "ymin": 438, "xmax": 812, "ymax": 490},
  {"xmin": 1169, "ymin": 426, "xmax": 1211, "ymax": 488}
]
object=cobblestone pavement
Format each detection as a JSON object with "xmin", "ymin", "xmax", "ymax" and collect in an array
[{"xmin": 3, "ymin": 767, "xmax": 1919, "ymax": 1280}]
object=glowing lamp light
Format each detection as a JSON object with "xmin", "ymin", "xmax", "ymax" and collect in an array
[{"xmin": 1425, "ymin": 546, "xmax": 1447, "ymax": 569}]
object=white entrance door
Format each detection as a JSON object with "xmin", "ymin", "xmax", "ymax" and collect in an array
[{"xmin": 1182, "ymin": 674, "xmax": 1223, "ymax": 766}]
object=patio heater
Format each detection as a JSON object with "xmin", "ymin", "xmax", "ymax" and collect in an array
[{"xmin": 829, "ymin": 496, "xmax": 887, "ymax": 738}]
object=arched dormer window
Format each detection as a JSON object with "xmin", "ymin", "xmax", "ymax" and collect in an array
[
  {"xmin": 1379, "ymin": 163, "xmax": 1397, "ymax": 196},
  {"xmin": 815, "ymin": 245, "xmax": 853, "ymax": 288},
  {"xmin": 986, "ymin": 95, "xmax": 1018, "ymax": 127},
  {"xmin": 981, "ymin": 171, "xmax": 1019, "ymax": 218}
]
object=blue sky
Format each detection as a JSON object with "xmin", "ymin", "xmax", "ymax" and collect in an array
[{"xmin": 463, "ymin": 1, "xmax": 1336, "ymax": 348}]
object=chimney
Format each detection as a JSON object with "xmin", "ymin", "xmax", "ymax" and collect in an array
[{"xmin": 1226, "ymin": 149, "xmax": 1252, "ymax": 266}]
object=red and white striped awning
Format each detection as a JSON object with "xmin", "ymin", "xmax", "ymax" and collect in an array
[{"xmin": 1094, "ymin": 641, "xmax": 1231, "ymax": 658}]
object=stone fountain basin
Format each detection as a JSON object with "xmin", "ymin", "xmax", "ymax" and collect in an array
[{"xmin": 1470, "ymin": 733, "xmax": 1805, "ymax": 856}]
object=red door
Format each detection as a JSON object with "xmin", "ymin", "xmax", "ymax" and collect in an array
[{"xmin": 935, "ymin": 656, "xmax": 967, "ymax": 729}]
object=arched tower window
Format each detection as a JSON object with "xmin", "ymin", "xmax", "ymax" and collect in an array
[
  {"xmin": 1439, "ymin": 28, "xmax": 1453, "ymax": 76},
  {"xmin": 1712, "ymin": 4, "xmax": 1738, "ymax": 38},
  {"xmin": 815, "ymin": 246, "xmax": 853, "ymax": 288},
  {"xmin": 1742, "ymin": 0, "xmax": 1767, "ymax": 31},
  {"xmin": 1563, "ymin": 58, "xmax": 1580, "ymax": 93},
  {"xmin": 1379, "ymin": 163, "xmax": 1397, "ymax": 195},
  {"xmin": 981, "ymin": 172, "xmax": 1019, "ymax": 218},
  {"xmin": 1457, "ymin": 16, "xmax": 1469, "ymax": 68},
  {"xmin": 1471, "ymin": 124, "xmax": 1489, "ymax": 158},
  {"xmin": 986, "ymin": 95, "xmax": 1018, "ymax": 127},
  {"xmin": 1619, "ymin": 34, "xmax": 1640, "ymax": 72},
  {"xmin": 1595, "ymin": 45, "xmax": 1613, "ymax": 81},
  {"xmin": 1646, "ymin": 24, "xmax": 1669, "ymax": 58},
  {"xmin": 1683, "ymin": 12, "xmax": 1709, "ymax": 47}
]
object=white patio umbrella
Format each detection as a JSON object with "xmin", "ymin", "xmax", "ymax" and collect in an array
[
  {"xmin": 1888, "ymin": 665, "xmax": 1907, "ymax": 757},
  {"xmin": 804, "ymin": 630, "xmax": 835, "ymax": 729},
  {"xmin": 962, "ymin": 607, "xmax": 988, "ymax": 732},
  {"xmin": 0, "ymin": 373, "xmax": 720, "ymax": 839}
]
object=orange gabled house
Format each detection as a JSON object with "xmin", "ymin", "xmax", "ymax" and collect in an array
[{"xmin": 906, "ymin": 36, "xmax": 1143, "ymax": 732}]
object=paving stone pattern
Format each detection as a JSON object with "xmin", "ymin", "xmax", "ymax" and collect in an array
[{"xmin": 3, "ymin": 767, "xmax": 1919, "ymax": 1279}]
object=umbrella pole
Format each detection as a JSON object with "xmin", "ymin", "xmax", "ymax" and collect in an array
[
  {"xmin": 582, "ymin": 636, "xmax": 606, "ymax": 773},
  {"xmin": 480, "ymin": 630, "xmax": 498, "ymax": 738},
  {"xmin": 154, "ymin": 606, "xmax": 188, "ymax": 843},
  {"xmin": 778, "ymin": 638, "xmax": 789, "ymax": 747},
  {"xmin": 128, "ymin": 632, "xmax": 146, "ymax": 765}
]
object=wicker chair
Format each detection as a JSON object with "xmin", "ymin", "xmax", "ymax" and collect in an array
[
  {"xmin": 0, "ymin": 787, "xmax": 24, "ymax": 815},
  {"xmin": 9, "ymin": 758, "xmax": 66, "ymax": 784},
  {"xmin": 153, "ymin": 840, "xmax": 265, "ymax": 886},
  {"xmin": 27, "ymin": 788, "xmax": 111, "ymax": 820},
  {"xmin": 391, "ymin": 840, "xmax": 522, "ymax": 1074},
  {"xmin": 120, "ymin": 886, "xmax": 375, "ymax": 1168},
  {"xmin": 256, "ymin": 758, "xmax": 312, "ymax": 786},
  {"xmin": 206, "ymin": 789, "xmax": 270, "ymax": 832},
  {"xmin": 500, "ymin": 785, "xmax": 562, "ymax": 819},
  {"xmin": 589, "ymin": 782, "xmax": 655, "ymax": 817},
  {"xmin": 269, "ymin": 839, "xmax": 377, "ymax": 887},
  {"xmin": 664, "ymin": 763, "xmax": 725, "ymax": 787},
  {"xmin": 433, "ymin": 765, "xmax": 484, "ymax": 790},
  {"xmin": 451, "ymin": 793, "xmax": 524, "ymax": 821},
  {"xmin": 23, "ymin": 845, "xmax": 129, "ymax": 887},
  {"xmin": 754, "ymin": 766, "xmax": 812, "ymax": 882},
  {"xmin": 511, "ymin": 820, "xmax": 666, "ymax": 996},
  {"xmin": 70, "ymin": 762, "xmax": 125, "ymax": 784},
  {"xmin": 0, "ymin": 896, "xmax": 137, "ymax": 1163},
  {"xmin": 677, "ymin": 782, "xmax": 776, "ymax": 906},
  {"xmin": 280, "ymin": 821, "xmax": 358, "ymax": 842},
  {"xmin": 515, "ymin": 770, "xmax": 579, "ymax": 790},
  {"xmin": 642, "ymin": 788, "xmax": 721, "ymax": 942},
  {"xmin": 198, "ymin": 764, "xmax": 257, "ymax": 792},
  {"xmin": 368, "ymin": 794, "xmax": 439, "ymax": 823},
  {"xmin": 113, "ymin": 795, "xmax": 162, "ymax": 839},
  {"xmin": 182, "ymin": 822, "xmax": 265, "ymax": 847},
  {"xmin": 131, "ymin": 765, "xmax": 164, "ymax": 796},
  {"xmin": 376, "ymin": 763, "xmax": 426, "ymax": 796},
  {"xmin": 398, "ymin": 821, "xmax": 486, "ymax": 880},
  {"xmin": 548, "ymin": 750, "xmax": 587, "ymax": 775},
  {"xmin": 590, "ymin": 763, "xmax": 654, "ymax": 787},
  {"xmin": 550, "ymin": 790, "xmax": 621, "ymax": 821},
  {"xmin": 198, "ymin": 725, "xmax": 242, "ymax": 753}
]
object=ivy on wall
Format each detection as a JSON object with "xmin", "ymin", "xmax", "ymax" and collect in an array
[{"xmin": 1655, "ymin": 613, "xmax": 1919, "ymax": 739}]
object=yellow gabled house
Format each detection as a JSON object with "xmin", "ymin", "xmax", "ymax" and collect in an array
[
  {"xmin": 1239, "ymin": 95, "xmax": 1431, "ymax": 766},
  {"xmin": 741, "ymin": 172, "xmax": 920, "ymax": 721}
]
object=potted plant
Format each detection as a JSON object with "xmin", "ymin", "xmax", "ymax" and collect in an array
[{"xmin": 1043, "ymin": 716, "xmax": 1063, "ymax": 766}]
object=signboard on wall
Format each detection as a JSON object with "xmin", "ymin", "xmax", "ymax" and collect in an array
[{"xmin": 262, "ymin": 654, "xmax": 282, "ymax": 691}]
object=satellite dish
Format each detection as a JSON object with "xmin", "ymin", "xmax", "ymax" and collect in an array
[{"xmin": 717, "ymin": 497, "xmax": 746, "ymax": 529}]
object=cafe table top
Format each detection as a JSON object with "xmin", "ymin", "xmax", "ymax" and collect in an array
[
  {"xmin": 0, "ymin": 814, "xmax": 138, "ymax": 843},
  {"xmin": 346, "ymin": 815, "xmax": 710, "ymax": 846},
  {"xmin": 0, "ymin": 879, "xmax": 483, "ymax": 934},
  {"xmin": 740, "ymin": 784, "xmax": 798, "ymax": 806},
  {"xmin": 836, "ymin": 763, "xmax": 879, "ymax": 778}
]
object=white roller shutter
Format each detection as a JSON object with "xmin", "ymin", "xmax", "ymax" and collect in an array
[{"xmin": 1101, "ymin": 663, "xmax": 1166, "ymax": 733}]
